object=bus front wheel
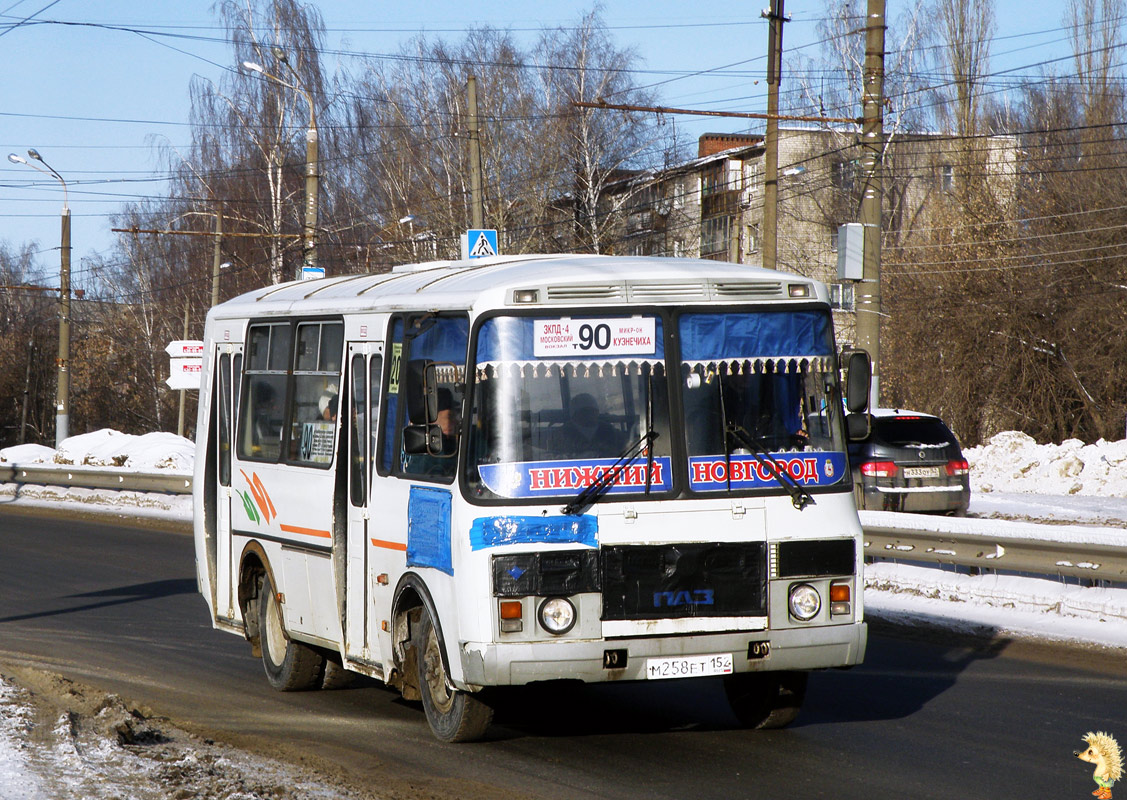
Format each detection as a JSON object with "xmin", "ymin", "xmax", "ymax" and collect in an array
[
  {"xmin": 722, "ymin": 671, "xmax": 807, "ymax": 729},
  {"xmin": 258, "ymin": 573, "xmax": 324, "ymax": 691},
  {"xmin": 414, "ymin": 610, "xmax": 493, "ymax": 742}
]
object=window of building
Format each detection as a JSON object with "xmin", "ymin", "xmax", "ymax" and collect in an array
[
  {"xmin": 701, "ymin": 216, "xmax": 730, "ymax": 259},
  {"xmin": 940, "ymin": 163, "xmax": 955, "ymax": 192}
]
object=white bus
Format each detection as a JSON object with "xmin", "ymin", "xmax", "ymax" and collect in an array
[{"xmin": 193, "ymin": 254, "xmax": 872, "ymax": 742}]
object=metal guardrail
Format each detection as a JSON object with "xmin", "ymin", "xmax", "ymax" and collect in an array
[
  {"xmin": 0, "ymin": 465, "xmax": 191, "ymax": 495},
  {"xmin": 864, "ymin": 523, "xmax": 1127, "ymax": 583},
  {"xmin": 3, "ymin": 465, "xmax": 1126, "ymax": 583}
]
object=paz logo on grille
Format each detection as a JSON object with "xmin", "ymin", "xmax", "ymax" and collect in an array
[{"xmin": 653, "ymin": 589, "xmax": 715, "ymax": 608}]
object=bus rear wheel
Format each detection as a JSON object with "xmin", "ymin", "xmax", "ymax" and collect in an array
[
  {"xmin": 414, "ymin": 610, "xmax": 493, "ymax": 742},
  {"xmin": 258, "ymin": 573, "xmax": 324, "ymax": 691},
  {"xmin": 722, "ymin": 671, "xmax": 807, "ymax": 729}
]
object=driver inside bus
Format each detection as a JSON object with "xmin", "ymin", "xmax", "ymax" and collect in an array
[{"xmin": 549, "ymin": 392, "xmax": 623, "ymax": 459}]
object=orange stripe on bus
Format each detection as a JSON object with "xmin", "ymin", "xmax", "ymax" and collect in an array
[
  {"xmin": 371, "ymin": 538, "xmax": 407, "ymax": 551},
  {"xmin": 279, "ymin": 524, "xmax": 332, "ymax": 538}
]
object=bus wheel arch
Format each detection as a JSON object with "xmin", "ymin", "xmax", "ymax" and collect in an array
[
  {"xmin": 391, "ymin": 573, "xmax": 492, "ymax": 742},
  {"xmin": 237, "ymin": 542, "xmax": 324, "ymax": 691},
  {"xmin": 388, "ymin": 574, "xmax": 435, "ymax": 701},
  {"xmin": 236, "ymin": 541, "xmax": 272, "ymax": 657}
]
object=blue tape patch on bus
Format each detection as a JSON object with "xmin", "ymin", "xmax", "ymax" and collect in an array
[
  {"xmin": 469, "ymin": 515, "xmax": 598, "ymax": 551},
  {"xmin": 688, "ymin": 452, "xmax": 848, "ymax": 491},
  {"xmin": 407, "ymin": 486, "xmax": 453, "ymax": 575},
  {"xmin": 477, "ymin": 456, "xmax": 672, "ymax": 499}
]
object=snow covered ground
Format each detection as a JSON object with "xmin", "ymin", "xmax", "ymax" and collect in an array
[{"xmin": 2, "ymin": 428, "xmax": 1127, "ymax": 795}]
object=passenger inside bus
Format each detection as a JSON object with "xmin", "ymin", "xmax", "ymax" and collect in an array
[
  {"xmin": 318, "ymin": 385, "xmax": 338, "ymax": 422},
  {"xmin": 547, "ymin": 392, "xmax": 625, "ymax": 459}
]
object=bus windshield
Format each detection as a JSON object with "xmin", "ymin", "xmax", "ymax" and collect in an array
[
  {"xmin": 465, "ymin": 310, "xmax": 848, "ymax": 502},
  {"xmin": 678, "ymin": 310, "xmax": 848, "ymax": 493}
]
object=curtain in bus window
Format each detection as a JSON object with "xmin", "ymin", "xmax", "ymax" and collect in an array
[{"xmin": 679, "ymin": 311, "xmax": 832, "ymax": 361}]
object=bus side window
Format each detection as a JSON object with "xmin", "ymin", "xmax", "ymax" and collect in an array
[
  {"xmin": 238, "ymin": 323, "xmax": 290, "ymax": 462},
  {"xmin": 288, "ymin": 321, "xmax": 343, "ymax": 466},
  {"xmin": 380, "ymin": 319, "xmax": 404, "ymax": 474},
  {"xmin": 217, "ymin": 353, "xmax": 232, "ymax": 487},
  {"xmin": 398, "ymin": 314, "xmax": 469, "ymax": 481},
  {"xmin": 349, "ymin": 353, "xmax": 380, "ymax": 507},
  {"xmin": 367, "ymin": 354, "xmax": 383, "ymax": 491}
]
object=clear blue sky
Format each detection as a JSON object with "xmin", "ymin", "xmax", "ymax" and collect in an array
[{"xmin": 0, "ymin": 0, "xmax": 1074, "ymax": 288}]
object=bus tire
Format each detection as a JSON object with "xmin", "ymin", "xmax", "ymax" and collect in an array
[
  {"xmin": 259, "ymin": 573, "xmax": 324, "ymax": 691},
  {"xmin": 722, "ymin": 671, "xmax": 807, "ymax": 729},
  {"xmin": 414, "ymin": 610, "xmax": 493, "ymax": 742},
  {"xmin": 321, "ymin": 659, "xmax": 356, "ymax": 690}
]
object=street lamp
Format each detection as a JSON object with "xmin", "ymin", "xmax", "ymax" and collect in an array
[
  {"xmin": 8, "ymin": 149, "xmax": 71, "ymax": 446},
  {"xmin": 242, "ymin": 49, "xmax": 319, "ymax": 280}
]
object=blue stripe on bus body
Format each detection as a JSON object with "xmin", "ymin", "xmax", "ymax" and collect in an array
[{"xmin": 469, "ymin": 515, "xmax": 598, "ymax": 551}]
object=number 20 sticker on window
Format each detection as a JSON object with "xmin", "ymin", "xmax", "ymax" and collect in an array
[{"xmin": 534, "ymin": 318, "xmax": 657, "ymax": 358}]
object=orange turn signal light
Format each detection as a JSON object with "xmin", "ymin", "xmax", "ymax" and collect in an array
[
  {"xmin": 500, "ymin": 600, "xmax": 523, "ymax": 620},
  {"xmin": 830, "ymin": 584, "xmax": 851, "ymax": 603}
]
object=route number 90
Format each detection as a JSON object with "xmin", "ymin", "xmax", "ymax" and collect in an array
[{"xmin": 578, "ymin": 323, "xmax": 612, "ymax": 351}]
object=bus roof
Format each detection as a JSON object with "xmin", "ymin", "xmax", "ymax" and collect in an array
[{"xmin": 209, "ymin": 254, "xmax": 828, "ymax": 320}]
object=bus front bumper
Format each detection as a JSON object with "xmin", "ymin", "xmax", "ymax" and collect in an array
[{"xmin": 458, "ymin": 621, "xmax": 867, "ymax": 688}]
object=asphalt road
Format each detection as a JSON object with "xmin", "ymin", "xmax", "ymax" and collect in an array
[{"xmin": 0, "ymin": 506, "xmax": 1122, "ymax": 799}]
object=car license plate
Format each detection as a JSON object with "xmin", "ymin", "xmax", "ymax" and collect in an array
[
  {"xmin": 646, "ymin": 653, "xmax": 734, "ymax": 680},
  {"xmin": 902, "ymin": 466, "xmax": 940, "ymax": 479}
]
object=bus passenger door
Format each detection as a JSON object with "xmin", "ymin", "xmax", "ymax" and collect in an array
[
  {"xmin": 214, "ymin": 344, "xmax": 242, "ymax": 622},
  {"xmin": 343, "ymin": 343, "xmax": 382, "ymax": 661}
]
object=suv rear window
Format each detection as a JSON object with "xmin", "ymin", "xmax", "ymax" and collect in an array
[{"xmin": 872, "ymin": 417, "xmax": 954, "ymax": 446}]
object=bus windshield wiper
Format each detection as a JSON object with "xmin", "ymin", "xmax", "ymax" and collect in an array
[
  {"xmin": 561, "ymin": 430, "xmax": 659, "ymax": 516},
  {"xmin": 727, "ymin": 423, "xmax": 815, "ymax": 511}
]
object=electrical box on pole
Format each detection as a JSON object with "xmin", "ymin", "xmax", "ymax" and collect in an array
[{"xmin": 836, "ymin": 223, "xmax": 865, "ymax": 281}]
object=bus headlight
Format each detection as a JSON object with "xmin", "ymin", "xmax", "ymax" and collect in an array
[
  {"xmin": 788, "ymin": 584, "xmax": 821, "ymax": 621},
  {"xmin": 538, "ymin": 597, "xmax": 577, "ymax": 635}
]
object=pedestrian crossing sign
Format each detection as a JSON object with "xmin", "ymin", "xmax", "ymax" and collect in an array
[{"xmin": 462, "ymin": 228, "xmax": 499, "ymax": 259}]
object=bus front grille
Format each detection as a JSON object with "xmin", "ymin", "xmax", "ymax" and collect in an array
[{"xmin": 600, "ymin": 542, "xmax": 767, "ymax": 621}]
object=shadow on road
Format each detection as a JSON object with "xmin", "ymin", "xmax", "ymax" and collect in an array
[
  {"xmin": 0, "ymin": 578, "xmax": 198, "ymax": 625},
  {"xmin": 478, "ymin": 622, "xmax": 1013, "ymax": 740}
]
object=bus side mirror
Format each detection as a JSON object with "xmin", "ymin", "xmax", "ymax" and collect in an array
[
  {"xmin": 405, "ymin": 359, "xmax": 438, "ymax": 425},
  {"xmin": 844, "ymin": 349, "xmax": 871, "ymax": 414},
  {"xmin": 846, "ymin": 412, "xmax": 871, "ymax": 441},
  {"xmin": 403, "ymin": 423, "xmax": 443, "ymax": 455}
]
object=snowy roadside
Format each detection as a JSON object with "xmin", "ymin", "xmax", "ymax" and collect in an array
[{"xmin": 0, "ymin": 668, "xmax": 374, "ymax": 800}]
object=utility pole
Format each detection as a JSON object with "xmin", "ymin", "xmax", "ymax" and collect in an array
[
  {"xmin": 761, "ymin": 0, "xmax": 787, "ymax": 270},
  {"xmin": 211, "ymin": 207, "xmax": 223, "ymax": 308},
  {"xmin": 9, "ymin": 149, "xmax": 73, "ymax": 445},
  {"xmin": 467, "ymin": 74, "xmax": 485, "ymax": 229},
  {"xmin": 177, "ymin": 298, "xmax": 189, "ymax": 438},
  {"xmin": 58, "ymin": 201, "xmax": 71, "ymax": 444},
  {"xmin": 857, "ymin": 0, "xmax": 886, "ymax": 407}
]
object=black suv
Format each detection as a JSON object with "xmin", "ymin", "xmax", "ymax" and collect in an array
[{"xmin": 848, "ymin": 409, "xmax": 970, "ymax": 515}]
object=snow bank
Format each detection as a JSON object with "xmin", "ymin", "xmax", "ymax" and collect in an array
[
  {"xmin": 45, "ymin": 430, "xmax": 193, "ymax": 472},
  {"xmin": 0, "ymin": 444, "xmax": 54, "ymax": 464},
  {"xmin": 967, "ymin": 431, "xmax": 1127, "ymax": 497}
]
